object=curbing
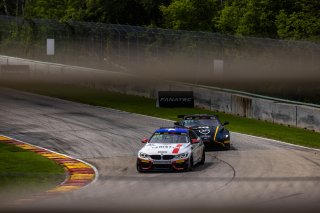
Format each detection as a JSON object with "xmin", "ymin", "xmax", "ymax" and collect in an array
[{"xmin": 0, "ymin": 135, "xmax": 98, "ymax": 204}]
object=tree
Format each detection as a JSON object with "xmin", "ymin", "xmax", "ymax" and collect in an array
[
  {"xmin": 24, "ymin": 0, "xmax": 67, "ymax": 20},
  {"xmin": 23, "ymin": 0, "xmax": 158, "ymax": 25},
  {"xmin": 61, "ymin": 0, "xmax": 88, "ymax": 21},
  {"xmin": 276, "ymin": 0, "xmax": 320, "ymax": 41},
  {"xmin": 216, "ymin": 0, "xmax": 284, "ymax": 37},
  {"xmin": 140, "ymin": 0, "xmax": 171, "ymax": 27},
  {"xmin": 3, "ymin": 0, "xmax": 320, "ymax": 42},
  {"xmin": 215, "ymin": 0, "xmax": 246, "ymax": 35},
  {"xmin": 160, "ymin": 0, "xmax": 220, "ymax": 31},
  {"xmin": 84, "ymin": 0, "xmax": 149, "ymax": 25},
  {"xmin": 0, "ymin": 0, "xmax": 25, "ymax": 16}
]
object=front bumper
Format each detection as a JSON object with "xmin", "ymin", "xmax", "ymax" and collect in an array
[
  {"xmin": 137, "ymin": 158, "xmax": 188, "ymax": 171},
  {"xmin": 202, "ymin": 139, "xmax": 230, "ymax": 147}
]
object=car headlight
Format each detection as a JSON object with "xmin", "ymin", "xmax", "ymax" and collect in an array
[
  {"xmin": 139, "ymin": 152, "xmax": 149, "ymax": 158},
  {"xmin": 176, "ymin": 152, "xmax": 188, "ymax": 159}
]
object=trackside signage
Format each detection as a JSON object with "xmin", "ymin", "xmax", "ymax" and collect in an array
[{"xmin": 158, "ymin": 91, "xmax": 194, "ymax": 108}]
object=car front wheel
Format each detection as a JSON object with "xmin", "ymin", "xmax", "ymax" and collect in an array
[
  {"xmin": 224, "ymin": 143, "xmax": 231, "ymax": 150},
  {"xmin": 185, "ymin": 156, "xmax": 193, "ymax": 172},
  {"xmin": 200, "ymin": 150, "xmax": 205, "ymax": 165},
  {"xmin": 136, "ymin": 160, "xmax": 143, "ymax": 173}
]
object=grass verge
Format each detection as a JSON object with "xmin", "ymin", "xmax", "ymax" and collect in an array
[
  {"xmin": 1, "ymin": 81, "xmax": 320, "ymax": 149},
  {"xmin": 0, "ymin": 141, "xmax": 65, "ymax": 198}
]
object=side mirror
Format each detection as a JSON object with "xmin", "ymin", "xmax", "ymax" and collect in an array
[
  {"xmin": 174, "ymin": 122, "xmax": 180, "ymax": 126},
  {"xmin": 141, "ymin": 138, "xmax": 149, "ymax": 143},
  {"xmin": 191, "ymin": 139, "xmax": 200, "ymax": 144},
  {"xmin": 223, "ymin": 121, "xmax": 229, "ymax": 126}
]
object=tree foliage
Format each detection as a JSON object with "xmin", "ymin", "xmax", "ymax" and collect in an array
[
  {"xmin": 215, "ymin": 0, "xmax": 320, "ymax": 41},
  {"xmin": 24, "ymin": 0, "xmax": 68, "ymax": 20},
  {"xmin": 0, "ymin": 0, "xmax": 25, "ymax": 16},
  {"xmin": 275, "ymin": 0, "xmax": 320, "ymax": 41},
  {"xmin": 160, "ymin": 0, "xmax": 220, "ymax": 31},
  {"xmin": 0, "ymin": 0, "xmax": 319, "ymax": 41},
  {"xmin": 216, "ymin": 0, "xmax": 288, "ymax": 37},
  {"xmin": 22, "ymin": 0, "xmax": 169, "ymax": 26}
]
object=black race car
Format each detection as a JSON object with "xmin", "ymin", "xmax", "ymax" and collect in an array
[{"xmin": 174, "ymin": 114, "xmax": 231, "ymax": 150}]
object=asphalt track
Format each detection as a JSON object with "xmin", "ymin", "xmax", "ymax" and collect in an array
[{"xmin": 0, "ymin": 88, "xmax": 320, "ymax": 212}]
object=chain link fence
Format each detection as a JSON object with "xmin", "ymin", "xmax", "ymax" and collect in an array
[{"xmin": 1, "ymin": 15, "xmax": 320, "ymax": 83}]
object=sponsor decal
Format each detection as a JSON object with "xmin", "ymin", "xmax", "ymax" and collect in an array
[
  {"xmin": 155, "ymin": 145, "xmax": 174, "ymax": 149},
  {"xmin": 175, "ymin": 159, "xmax": 185, "ymax": 163},
  {"xmin": 199, "ymin": 128, "xmax": 210, "ymax": 135},
  {"xmin": 160, "ymin": 97, "xmax": 193, "ymax": 102},
  {"xmin": 158, "ymin": 91, "xmax": 194, "ymax": 108},
  {"xmin": 172, "ymin": 144, "xmax": 183, "ymax": 154}
]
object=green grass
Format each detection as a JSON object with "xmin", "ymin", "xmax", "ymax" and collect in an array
[
  {"xmin": 0, "ymin": 141, "xmax": 65, "ymax": 197},
  {"xmin": 2, "ymin": 81, "xmax": 320, "ymax": 149}
]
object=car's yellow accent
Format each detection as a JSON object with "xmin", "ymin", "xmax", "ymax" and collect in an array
[
  {"xmin": 214, "ymin": 126, "xmax": 219, "ymax": 141},
  {"xmin": 215, "ymin": 141, "xmax": 225, "ymax": 146},
  {"xmin": 175, "ymin": 159, "xmax": 185, "ymax": 163}
]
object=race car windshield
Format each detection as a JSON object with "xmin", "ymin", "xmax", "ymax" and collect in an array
[
  {"xmin": 149, "ymin": 133, "xmax": 189, "ymax": 143},
  {"xmin": 183, "ymin": 119, "xmax": 220, "ymax": 127}
]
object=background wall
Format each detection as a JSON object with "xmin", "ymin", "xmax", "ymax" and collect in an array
[{"xmin": 1, "ymin": 55, "xmax": 320, "ymax": 132}]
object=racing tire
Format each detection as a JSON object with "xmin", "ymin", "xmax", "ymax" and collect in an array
[
  {"xmin": 185, "ymin": 156, "xmax": 193, "ymax": 172},
  {"xmin": 199, "ymin": 150, "xmax": 205, "ymax": 165},
  {"xmin": 224, "ymin": 143, "xmax": 231, "ymax": 150},
  {"xmin": 136, "ymin": 160, "xmax": 143, "ymax": 173}
]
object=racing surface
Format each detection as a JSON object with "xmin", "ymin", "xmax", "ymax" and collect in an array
[{"xmin": 0, "ymin": 88, "xmax": 320, "ymax": 212}]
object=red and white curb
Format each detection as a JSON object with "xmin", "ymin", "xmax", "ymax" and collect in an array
[{"xmin": 0, "ymin": 135, "xmax": 98, "ymax": 204}]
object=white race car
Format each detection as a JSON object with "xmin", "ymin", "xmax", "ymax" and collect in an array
[{"xmin": 137, "ymin": 127, "xmax": 205, "ymax": 172}]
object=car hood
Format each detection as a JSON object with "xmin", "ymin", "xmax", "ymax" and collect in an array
[
  {"xmin": 139, "ymin": 143, "xmax": 191, "ymax": 155},
  {"xmin": 190, "ymin": 125, "xmax": 217, "ymax": 130},
  {"xmin": 191, "ymin": 125, "xmax": 217, "ymax": 135}
]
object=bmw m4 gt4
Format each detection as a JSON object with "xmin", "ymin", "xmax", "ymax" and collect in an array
[{"xmin": 137, "ymin": 127, "xmax": 205, "ymax": 172}]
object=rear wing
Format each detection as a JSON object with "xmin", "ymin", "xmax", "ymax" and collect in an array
[{"xmin": 177, "ymin": 115, "xmax": 185, "ymax": 118}]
